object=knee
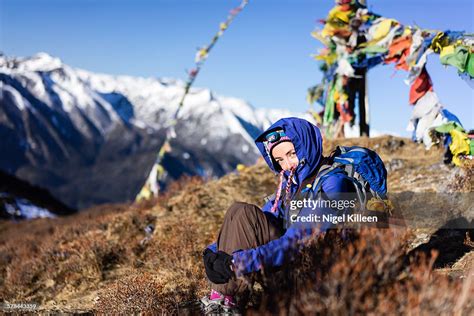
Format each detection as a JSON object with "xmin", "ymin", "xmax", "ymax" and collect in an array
[
  {"xmin": 226, "ymin": 202, "xmax": 261, "ymax": 220},
  {"xmin": 234, "ymin": 202, "xmax": 260, "ymax": 214}
]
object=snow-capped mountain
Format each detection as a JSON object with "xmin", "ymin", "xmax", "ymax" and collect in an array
[{"xmin": 0, "ymin": 52, "xmax": 313, "ymax": 209}]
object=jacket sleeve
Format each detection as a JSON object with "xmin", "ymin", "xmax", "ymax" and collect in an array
[
  {"xmin": 261, "ymin": 198, "xmax": 285, "ymax": 220},
  {"xmin": 261, "ymin": 191, "xmax": 287, "ymax": 220},
  {"xmin": 206, "ymin": 242, "xmax": 217, "ymax": 253},
  {"xmin": 232, "ymin": 223, "xmax": 315, "ymax": 276},
  {"xmin": 261, "ymin": 198, "xmax": 274, "ymax": 213},
  {"xmin": 232, "ymin": 173, "xmax": 355, "ymax": 276}
]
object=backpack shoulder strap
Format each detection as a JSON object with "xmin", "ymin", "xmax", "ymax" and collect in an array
[
  {"xmin": 310, "ymin": 147, "xmax": 345, "ymax": 194},
  {"xmin": 310, "ymin": 146, "xmax": 369, "ymax": 206}
]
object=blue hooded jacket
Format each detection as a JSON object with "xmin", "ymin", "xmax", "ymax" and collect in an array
[
  {"xmin": 232, "ymin": 117, "xmax": 356, "ymax": 275},
  {"xmin": 208, "ymin": 117, "xmax": 356, "ymax": 276}
]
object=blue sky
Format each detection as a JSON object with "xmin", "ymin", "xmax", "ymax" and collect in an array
[{"xmin": 1, "ymin": 0, "xmax": 472, "ymax": 135}]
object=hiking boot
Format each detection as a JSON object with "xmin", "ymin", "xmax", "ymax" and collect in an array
[
  {"xmin": 200, "ymin": 295, "xmax": 223, "ymax": 315},
  {"xmin": 200, "ymin": 290, "xmax": 242, "ymax": 315}
]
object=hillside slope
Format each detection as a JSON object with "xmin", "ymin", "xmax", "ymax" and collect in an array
[{"xmin": 0, "ymin": 136, "xmax": 472, "ymax": 314}]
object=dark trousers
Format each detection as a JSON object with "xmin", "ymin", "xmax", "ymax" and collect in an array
[
  {"xmin": 211, "ymin": 202, "xmax": 283, "ymax": 298},
  {"xmin": 348, "ymin": 71, "xmax": 370, "ymax": 137}
]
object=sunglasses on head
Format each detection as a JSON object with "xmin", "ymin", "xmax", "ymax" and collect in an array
[{"xmin": 265, "ymin": 130, "xmax": 286, "ymax": 143}]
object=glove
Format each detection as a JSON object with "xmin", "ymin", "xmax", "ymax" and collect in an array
[
  {"xmin": 203, "ymin": 248, "xmax": 234, "ymax": 284},
  {"xmin": 213, "ymin": 251, "xmax": 234, "ymax": 279}
]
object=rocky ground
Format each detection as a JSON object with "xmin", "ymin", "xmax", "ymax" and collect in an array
[{"xmin": 0, "ymin": 136, "xmax": 472, "ymax": 314}]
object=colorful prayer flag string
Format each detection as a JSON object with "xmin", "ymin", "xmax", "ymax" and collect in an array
[
  {"xmin": 136, "ymin": 0, "xmax": 250, "ymax": 201},
  {"xmin": 309, "ymin": 0, "xmax": 472, "ymax": 164}
]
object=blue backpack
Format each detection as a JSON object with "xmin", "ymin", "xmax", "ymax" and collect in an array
[{"xmin": 311, "ymin": 146, "xmax": 388, "ymax": 209}]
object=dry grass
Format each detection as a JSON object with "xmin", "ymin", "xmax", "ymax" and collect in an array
[
  {"xmin": 95, "ymin": 273, "xmax": 165, "ymax": 314},
  {"xmin": 0, "ymin": 136, "xmax": 472, "ymax": 314},
  {"xmin": 252, "ymin": 229, "xmax": 473, "ymax": 315}
]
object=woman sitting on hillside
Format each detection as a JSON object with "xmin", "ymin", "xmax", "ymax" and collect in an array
[{"xmin": 201, "ymin": 117, "xmax": 386, "ymax": 314}]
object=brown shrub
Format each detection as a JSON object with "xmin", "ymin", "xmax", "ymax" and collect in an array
[
  {"xmin": 252, "ymin": 228, "xmax": 473, "ymax": 315},
  {"xmin": 0, "ymin": 204, "xmax": 154, "ymax": 304},
  {"xmin": 95, "ymin": 273, "xmax": 165, "ymax": 314},
  {"xmin": 0, "ymin": 137, "xmax": 471, "ymax": 312}
]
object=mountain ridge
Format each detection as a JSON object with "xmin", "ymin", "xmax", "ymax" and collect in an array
[{"xmin": 0, "ymin": 52, "xmax": 313, "ymax": 209}]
